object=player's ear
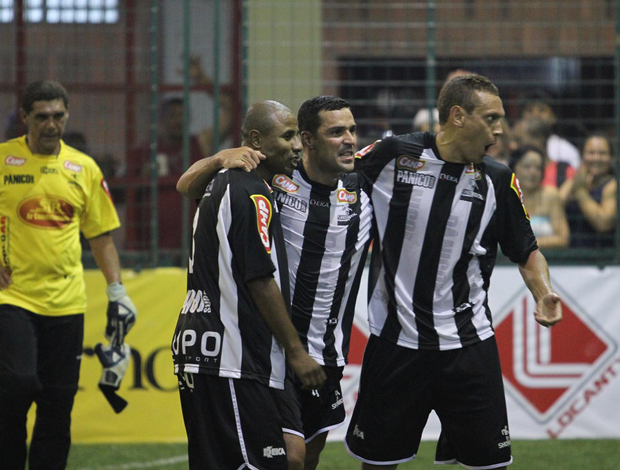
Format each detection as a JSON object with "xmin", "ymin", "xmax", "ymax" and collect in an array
[
  {"xmin": 249, "ymin": 129, "xmax": 261, "ymax": 149},
  {"xmin": 301, "ymin": 131, "xmax": 313, "ymax": 149},
  {"xmin": 19, "ymin": 108, "xmax": 28, "ymax": 124},
  {"xmin": 451, "ymin": 105, "xmax": 466, "ymax": 128}
]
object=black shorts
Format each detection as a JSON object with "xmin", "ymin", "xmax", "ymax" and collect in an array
[
  {"xmin": 277, "ymin": 366, "xmax": 346, "ymax": 442},
  {"xmin": 0, "ymin": 304, "xmax": 83, "ymax": 395},
  {"xmin": 345, "ymin": 335, "xmax": 512, "ymax": 469},
  {"xmin": 177, "ymin": 373, "xmax": 288, "ymax": 470}
]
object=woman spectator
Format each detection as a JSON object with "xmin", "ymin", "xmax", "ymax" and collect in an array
[
  {"xmin": 561, "ymin": 134, "xmax": 617, "ymax": 248},
  {"xmin": 509, "ymin": 146, "xmax": 570, "ymax": 249}
]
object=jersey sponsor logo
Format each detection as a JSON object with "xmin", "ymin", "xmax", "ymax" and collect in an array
[
  {"xmin": 171, "ymin": 329, "xmax": 222, "ymax": 359},
  {"xmin": 510, "ymin": 173, "xmax": 529, "ymax": 220},
  {"xmin": 439, "ymin": 173, "xmax": 459, "ymax": 183},
  {"xmin": 272, "ymin": 174, "xmax": 299, "ymax": 193},
  {"xmin": 40, "ymin": 167, "xmax": 58, "ymax": 174},
  {"xmin": 263, "ymin": 446, "xmax": 286, "ymax": 458},
  {"xmin": 17, "ymin": 196, "xmax": 75, "ymax": 228},
  {"xmin": 180, "ymin": 289, "xmax": 212, "ymax": 314},
  {"xmin": 396, "ymin": 155, "xmax": 425, "ymax": 172},
  {"xmin": 337, "ymin": 188, "xmax": 357, "ymax": 204},
  {"xmin": 250, "ymin": 194, "xmax": 272, "ymax": 253},
  {"xmin": 310, "ymin": 199, "xmax": 330, "ymax": 207},
  {"xmin": 355, "ymin": 141, "xmax": 378, "ymax": 158},
  {"xmin": 4, "ymin": 174, "xmax": 34, "ymax": 185},
  {"xmin": 396, "ymin": 170, "xmax": 436, "ymax": 189},
  {"xmin": 5, "ymin": 155, "xmax": 26, "ymax": 166},
  {"xmin": 275, "ymin": 191, "xmax": 307, "ymax": 213},
  {"xmin": 63, "ymin": 160, "xmax": 83, "ymax": 173},
  {"xmin": 497, "ymin": 426, "xmax": 512, "ymax": 449}
]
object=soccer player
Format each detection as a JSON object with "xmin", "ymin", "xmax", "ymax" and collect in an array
[
  {"xmin": 176, "ymin": 96, "xmax": 373, "ymax": 469},
  {"xmin": 344, "ymin": 74, "xmax": 563, "ymax": 469},
  {"xmin": 171, "ymin": 100, "xmax": 326, "ymax": 470},
  {"xmin": 0, "ymin": 80, "xmax": 136, "ymax": 470}
]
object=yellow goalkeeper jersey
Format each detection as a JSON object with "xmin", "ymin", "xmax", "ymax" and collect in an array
[{"xmin": 0, "ymin": 136, "xmax": 120, "ymax": 316}]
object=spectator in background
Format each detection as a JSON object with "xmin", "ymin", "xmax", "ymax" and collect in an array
[
  {"xmin": 127, "ymin": 57, "xmax": 232, "ymax": 252},
  {"xmin": 513, "ymin": 117, "xmax": 576, "ymax": 188},
  {"xmin": 561, "ymin": 133, "xmax": 616, "ymax": 248},
  {"xmin": 4, "ymin": 109, "xmax": 28, "ymax": 141},
  {"xmin": 411, "ymin": 107, "xmax": 440, "ymax": 133},
  {"xmin": 518, "ymin": 91, "xmax": 581, "ymax": 169},
  {"xmin": 509, "ymin": 146, "xmax": 569, "ymax": 249}
]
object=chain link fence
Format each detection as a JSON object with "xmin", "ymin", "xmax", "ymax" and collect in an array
[{"xmin": 1, "ymin": 0, "xmax": 618, "ymax": 267}]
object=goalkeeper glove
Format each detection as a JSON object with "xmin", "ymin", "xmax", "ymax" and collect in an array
[
  {"xmin": 95, "ymin": 342, "xmax": 131, "ymax": 413},
  {"xmin": 105, "ymin": 282, "xmax": 137, "ymax": 348}
]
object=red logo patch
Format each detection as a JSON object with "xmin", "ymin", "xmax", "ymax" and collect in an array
[
  {"xmin": 250, "ymin": 195, "xmax": 272, "ymax": 253},
  {"xmin": 18, "ymin": 196, "xmax": 75, "ymax": 228},
  {"xmin": 355, "ymin": 141, "xmax": 378, "ymax": 159},
  {"xmin": 272, "ymin": 174, "xmax": 299, "ymax": 193},
  {"xmin": 510, "ymin": 173, "xmax": 529, "ymax": 220},
  {"xmin": 5, "ymin": 156, "xmax": 26, "ymax": 166},
  {"xmin": 64, "ymin": 160, "xmax": 83, "ymax": 173},
  {"xmin": 396, "ymin": 155, "xmax": 425, "ymax": 171},
  {"xmin": 100, "ymin": 178, "xmax": 113, "ymax": 200},
  {"xmin": 337, "ymin": 189, "xmax": 357, "ymax": 204}
]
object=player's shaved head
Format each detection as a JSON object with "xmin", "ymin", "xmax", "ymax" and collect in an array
[{"xmin": 242, "ymin": 100, "xmax": 293, "ymax": 144}]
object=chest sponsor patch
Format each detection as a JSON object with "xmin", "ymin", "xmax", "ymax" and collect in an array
[
  {"xmin": 4, "ymin": 174, "xmax": 34, "ymax": 185},
  {"xmin": 5, "ymin": 155, "xmax": 26, "ymax": 166},
  {"xmin": 250, "ymin": 194, "xmax": 273, "ymax": 253},
  {"xmin": 396, "ymin": 155, "xmax": 425, "ymax": 172},
  {"xmin": 337, "ymin": 188, "xmax": 357, "ymax": 204},
  {"xmin": 272, "ymin": 174, "xmax": 299, "ymax": 193},
  {"xmin": 63, "ymin": 160, "xmax": 83, "ymax": 173},
  {"xmin": 18, "ymin": 196, "xmax": 75, "ymax": 228}
]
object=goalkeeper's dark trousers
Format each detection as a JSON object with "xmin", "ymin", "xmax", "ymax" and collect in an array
[{"xmin": 0, "ymin": 305, "xmax": 83, "ymax": 470}]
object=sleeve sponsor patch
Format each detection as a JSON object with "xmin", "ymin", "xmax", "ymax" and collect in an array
[
  {"xmin": 510, "ymin": 173, "xmax": 529, "ymax": 220},
  {"xmin": 100, "ymin": 178, "xmax": 113, "ymax": 200},
  {"xmin": 250, "ymin": 194, "xmax": 273, "ymax": 253},
  {"xmin": 355, "ymin": 140, "xmax": 380, "ymax": 159}
]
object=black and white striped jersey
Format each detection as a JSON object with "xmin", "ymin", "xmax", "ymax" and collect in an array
[
  {"xmin": 172, "ymin": 168, "xmax": 290, "ymax": 390},
  {"xmin": 356, "ymin": 132, "xmax": 537, "ymax": 351},
  {"xmin": 271, "ymin": 162, "xmax": 373, "ymax": 366}
]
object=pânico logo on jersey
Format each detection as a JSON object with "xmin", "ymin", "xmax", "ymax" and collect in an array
[
  {"xmin": 272, "ymin": 174, "xmax": 299, "ymax": 193},
  {"xmin": 18, "ymin": 196, "xmax": 75, "ymax": 228},
  {"xmin": 494, "ymin": 285, "xmax": 618, "ymax": 437},
  {"xmin": 250, "ymin": 194, "xmax": 272, "ymax": 253},
  {"xmin": 396, "ymin": 155, "xmax": 436, "ymax": 188}
]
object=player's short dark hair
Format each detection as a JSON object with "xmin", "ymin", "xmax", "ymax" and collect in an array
[
  {"xmin": 437, "ymin": 74, "xmax": 499, "ymax": 125},
  {"xmin": 21, "ymin": 80, "xmax": 69, "ymax": 114},
  {"xmin": 298, "ymin": 95, "xmax": 350, "ymax": 134}
]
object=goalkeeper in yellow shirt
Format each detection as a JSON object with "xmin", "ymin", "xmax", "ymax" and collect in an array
[{"xmin": 0, "ymin": 80, "xmax": 137, "ymax": 470}]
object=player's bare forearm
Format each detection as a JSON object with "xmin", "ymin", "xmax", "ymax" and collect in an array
[
  {"xmin": 177, "ymin": 147, "xmax": 266, "ymax": 199},
  {"xmin": 518, "ymin": 249, "xmax": 562, "ymax": 327},
  {"xmin": 88, "ymin": 232, "xmax": 122, "ymax": 285},
  {"xmin": 247, "ymin": 276, "xmax": 326, "ymax": 389}
]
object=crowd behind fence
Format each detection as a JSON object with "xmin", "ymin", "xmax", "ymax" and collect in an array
[{"xmin": 0, "ymin": 0, "xmax": 618, "ymax": 267}]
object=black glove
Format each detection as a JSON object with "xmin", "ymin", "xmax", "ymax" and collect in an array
[
  {"xmin": 105, "ymin": 282, "xmax": 137, "ymax": 348},
  {"xmin": 95, "ymin": 342, "xmax": 131, "ymax": 413}
]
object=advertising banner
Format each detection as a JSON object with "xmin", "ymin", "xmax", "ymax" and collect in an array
[
  {"xmin": 331, "ymin": 265, "xmax": 620, "ymax": 442},
  {"xmin": 26, "ymin": 266, "xmax": 620, "ymax": 443}
]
